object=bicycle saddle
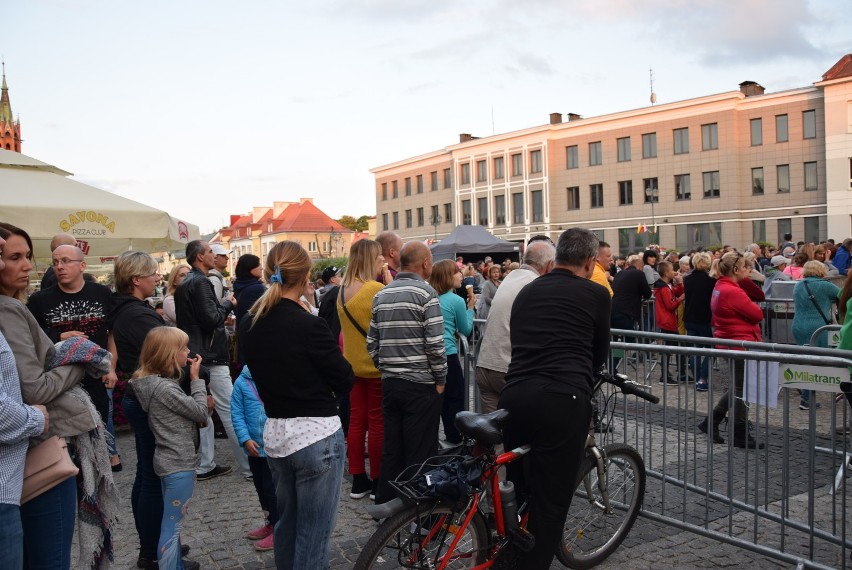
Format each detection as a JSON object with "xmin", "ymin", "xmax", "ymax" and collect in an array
[{"xmin": 454, "ymin": 409, "xmax": 510, "ymax": 445}]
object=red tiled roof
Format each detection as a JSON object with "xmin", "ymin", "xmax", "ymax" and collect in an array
[
  {"xmin": 823, "ymin": 54, "xmax": 852, "ymax": 81},
  {"xmin": 270, "ymin": 200, "xmax": 351, "ymax": 233}
]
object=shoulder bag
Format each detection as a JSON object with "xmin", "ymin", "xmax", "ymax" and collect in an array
[
  {"xmin": 21, "ymin": 435, "xmax": 79, "ymax": 504},
  {"xmin": 339, "ymin": 285, "xmax": 369, "ymax": 338}
]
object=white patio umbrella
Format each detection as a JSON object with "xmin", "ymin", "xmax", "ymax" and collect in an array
[{"xmin": 0, "ymin": 149, "xmax": 199, "ymax": 270}]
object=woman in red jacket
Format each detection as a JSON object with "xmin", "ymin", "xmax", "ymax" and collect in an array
[
  {"xmin": 654, "ymin": 261, "xmax": 688, "ymax": 383},
  {"xmin": 699, "ymin": 252, "xmax": 765, "ymax": 449}
]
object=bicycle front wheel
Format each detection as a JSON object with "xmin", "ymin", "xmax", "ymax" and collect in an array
[
  {"xmin": 355, "ymin": 500, "xmax": 489, "ymax": 569},
  {"xmin": 557, "ymin": 443, "xmax": 646, "ymax": 569}
]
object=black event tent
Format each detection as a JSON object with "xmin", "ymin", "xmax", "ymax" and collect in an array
[{"xmin": 430, "ymin": 225, "xmax": 521, "ymax": 262}]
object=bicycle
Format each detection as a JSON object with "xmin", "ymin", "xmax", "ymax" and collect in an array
[{"xmin": 355, "ymin": 368, "xmax": 659, "ymax": 569}]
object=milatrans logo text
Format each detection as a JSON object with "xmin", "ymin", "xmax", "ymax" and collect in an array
[{"xmin": 782, "ymin": 367, "xmax": 842, "ymax": 385}]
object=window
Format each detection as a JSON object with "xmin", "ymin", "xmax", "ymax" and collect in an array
[
  {"xmin": 478, "ymin": 197, "xmax": 488, "ymax": 226},
  {"xmin": 512, "ymin": 192, "xmax": 524, "ymax": 224},
  {"xmin": 392, "ymin": 211, "xmax": 399, "ymax": 230},
  {"xmin": 701, "ymin": 123, "xmax": 718, "ymax": 150},
  {"xmin": 803, "ymin": 110, "xmax": 816, "ymax": 139},
  {"xmin": 416, "ymin": 174, "xmax": 423, "ymax": 193},
  {"xmin": 642, "ymin": 133, "xmax": 657, "ymax": 158},
  {"xmin": 643, "ymin": 178, "xmax": 658, "ymax": 203},
  {"xmin": 567, "ymin": 186, "xmax": 580, "ymax": 210},
  {"xmin": 494, "ymin": 156, "xmax": 504, "ymax": 179},
  {"xmin": 617, "ymin": 137, "xmax": 631, "ymax": 162},
  {"xmin": 405, "ymin": 177, "xmax": 412, "ymax": 196},
  {"xmin": 531, "ymin": 190, "xmax": 543, "ymax": 222},
  {"xmin": 430, "ymin": 171, "xmax": 438, "ymax": 192},
  {"xmin": 392, "ymin": 180, "xmax": 398, "ymax": 198},
  {"xmin": 750, "ymin": 118, "xmax": 762, "ymax": 146},
  {"xmin": 751, "ymin": 167, "xmax": 764, "ymax": 195},
  {"xmin": 381, "ymin": 182, "xmax": 387, "ymax": 201},
  {"xmin": 382, "ymin": 213, "xmax": 388, "ymax": 231},
  {"xmin": 804, "ymin": 217, "xmax": 820, "ymax": 244},
  {"xmin": 308, "ymin": 241, "xmax": 317, "ymax": 252},
  {"xmin": 777, "ymin": 164, "xmax": 790, "ymax": 193},
  {"xmin": 673, "ymin": 128, "xmax": 689, "ymax": 154},
  {"xmin": 417, "ymin": 207, "xmax": 424, "ymax": 226},
  {"xmin": 444, "ymin": 203, "xmax": 453, "ymax": 223},
  {"xmin": 476, "ymin": 160, "xmax": 487, "ymax": 182},
  {"xmin": 530, "ymin": 150, "xmax": 542, "ymax": 174},
  {"xmin": 566, "ymin": 145, "xmax": 579, "ymax": 169},
  {"xmin": 590, "ymin": 184, "xmax": 604, "ymax": 208},
  {"xmin": 405, "ymin": 209, "xmax": 412, "ymax": 228},
  {"xmin": 703, "ymin": 171, "xmax": 720, "ymax": 198},
  {"xmin": 511, "ymin": 153, "xmax": 523, "ymax": 176},
  {"xmin": 777, "ymin": 218, "xmax": 791, "ymax": 244},
  {"xmin": 618, "ymin": 181, "xmax": 633, "ymax": 205},
  {"xmin": 675, "ymin": 174, "xmax": 691, "ymax": 200},
  {"xmin": 430, "ymin": 205, "xmax": 439, "ymax": 225},
  {"xmin": 589, "ymin": 142, "xmax": 602, "ymax": 166},
  {"xmin": 804, "ymin": 161, "xmax": 818, "ymax": 191},
  {"xmin": 460, "ymin": 163, "xmax": 470, "ymax": 185},
  {"xmin": 462, "ymin": 200, "xmax": 471, "ymax": 225},
  {"xmin": 322, "ymin": 241, "xmax": 328, "ymax": 253},
  {"xmin": 443, "ymin": 168, "xmax": 452, "ymax": 189},
  {"xmin": 752, "ymin": 220, "xmax": 766, "ymax": 243},
  {"xmin": 776, "ymin": 114, "xmax": 788, "ymax": 143},
  {"xmin": 494, "ymin": 195, "xmax": 506, "ymax": 225}
]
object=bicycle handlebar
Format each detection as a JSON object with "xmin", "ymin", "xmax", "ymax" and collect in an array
[{"xmin": 595, "ymin": 368, "xmax": 660, "ymax": 405}]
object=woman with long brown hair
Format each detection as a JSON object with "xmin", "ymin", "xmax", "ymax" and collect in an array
[{"xmin": 242, "ymin": 241, "xmax": 353, "ymax": 569}]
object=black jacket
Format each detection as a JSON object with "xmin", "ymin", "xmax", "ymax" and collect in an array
[
  {"xmin": 683, "ymin": 270, "xmax": 716, "ymax": 325},
  {"xmin": 175, "ymin": 268, "xmax": 234, "ymax": 365},
  {"xmin": 611, "ymin": 266, "xmax": 652, "ymax": 320},
  {"xmin": 317, "ymin": 285, "xmax": 341, "ymax": 340},
  {"xmin": 107, "ymin": 294, "xmax": 165, "ymax": 374}
]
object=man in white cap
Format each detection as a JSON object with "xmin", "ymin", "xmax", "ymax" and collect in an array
[
  {"xmin": 208, "ymin": 243, "xmax": 232, "ymax": 304},
  {"xmin": 762, "ymin": 254, "xmax": 792, "ymax": 295}
]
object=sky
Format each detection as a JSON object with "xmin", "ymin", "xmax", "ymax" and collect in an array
[{"xmin": 3, "ymin": 0, "xmax": 851, "ymax": 234}]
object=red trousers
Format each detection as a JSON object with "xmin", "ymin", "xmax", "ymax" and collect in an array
[{"xmin": 348, "ymin": 377, "xmax": 384, "ymax": 479}]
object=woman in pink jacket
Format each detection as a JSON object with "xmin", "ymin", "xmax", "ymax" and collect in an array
[{"xmin": 699, "ymin": 252, "xmax": 765, "ymax": 449}]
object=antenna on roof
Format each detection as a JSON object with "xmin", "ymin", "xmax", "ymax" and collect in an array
[{"xmin": 649, "ymin": 67, "xmax": 657, "ymax": 105}]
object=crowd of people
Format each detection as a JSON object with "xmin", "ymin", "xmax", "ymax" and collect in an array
[{"xmin": 3, "ymin": 220, "xmax": 852, "ymax": 569}]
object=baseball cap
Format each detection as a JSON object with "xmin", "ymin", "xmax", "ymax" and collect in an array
[
  {"xmin": 210, "ymin": 244, "xmax": 231, "ymax": 256},
  {"xmin": 322, "ymin": 266, "xmax": 340, "ymax": 282},
  {"xmin": 782, "ymin": 247, "xmax": 795, "ymax": 258},
  {"xmin": 770, "ymin": 255, "xmax": 788, "ymax": 267}
]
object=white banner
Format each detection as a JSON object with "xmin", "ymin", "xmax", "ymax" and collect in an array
[
  {"xmin": 743, "ymin": 361, "xmax": 780, "ymax": 408},
  {"xmin": 779, "ymin": 363, "xmax": 847, "ymax": 393}
]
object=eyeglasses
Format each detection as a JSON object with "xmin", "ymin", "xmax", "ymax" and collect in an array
[{"xmin": 52, "ymin": 258, "xmax": 84, "ymax": 267}]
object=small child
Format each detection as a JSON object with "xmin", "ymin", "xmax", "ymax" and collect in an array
[
  {"xmin": 131, "ymin": 327, "xmax": 208, "ymax": 570},
  {"xmin": 231, "ymin": 365, "xmax": 278, "ymax": 552}
]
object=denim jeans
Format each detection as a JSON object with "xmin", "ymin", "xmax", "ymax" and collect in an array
[
  {"xmin": 0, "ymin": 503, "xmax": 24, "ymax": 570},
  {"xmin": 268, "ymin": 429, "xmax": 344, "ymax": 570},
  {"xmin": 198, "ymin": 365, "xmax": 250, "ymax": 476},
  {"xmin": 21, "ymin": 475, "xmax": 76, "ymax": 569},
  {"xmin": 158, "ymin": 471, "xmax": 195, "ymax": 570},
  {"xmin": 440, "ymin": 355, "xmax": 465, "ymax": 444},
  {"xmin": 248, "ymin": 456, "xmax": 278, "ymax": 524},
  {"xmin": 685, "ymin": 322, "xmax": 712, "ymax": 381},
  {"xmin": 123, "ymin": 391, "xmax": 163, "ymax": 562}
]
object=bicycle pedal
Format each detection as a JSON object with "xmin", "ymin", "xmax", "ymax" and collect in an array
[{"xmin": 508, "ymin": 527, "xmax": 535, "ymax": 552}]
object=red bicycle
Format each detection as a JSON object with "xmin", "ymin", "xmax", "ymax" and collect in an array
[{"xmin": 355, "ymin": 369, "xmax": 659, "ymax": 569}]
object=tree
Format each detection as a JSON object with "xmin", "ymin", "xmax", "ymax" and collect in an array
[{"xmin": 338, "ymin": 215, "xmax": 370, "ymax": 232}]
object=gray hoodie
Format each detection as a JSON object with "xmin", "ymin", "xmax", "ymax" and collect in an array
[{"xmin": 130, "ymin": 374, "xmax": 208, "ymax": 477}]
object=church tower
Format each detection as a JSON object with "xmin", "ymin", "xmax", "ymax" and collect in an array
[{"xmin": 0, "ymin": 62, "xmax": 22, "ymax": 152}]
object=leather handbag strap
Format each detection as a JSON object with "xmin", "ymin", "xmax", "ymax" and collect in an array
[
  {"xmin": 802, "ymin": 280, "xmax": 831, "ymax": 325},
  {"xmin": 339, "ymin": 286, "xmax": 369, "ymax": 338}
]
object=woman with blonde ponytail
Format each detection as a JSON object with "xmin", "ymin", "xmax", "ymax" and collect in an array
[{"xmin": 241, "ymin": 241, "xmax": 354, "ymax": 569}]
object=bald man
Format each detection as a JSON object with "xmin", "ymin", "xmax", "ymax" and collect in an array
[
  {"xmin": 368, "ymin": 241, "xmax": 447, "ymax": 504},
  {"xmin": 375, "ymin": 231, "xmax": 403, "ymax": 280},
  {"xmin": 40, "ymin": 233, "xmax": 78, "ymax": 290}
]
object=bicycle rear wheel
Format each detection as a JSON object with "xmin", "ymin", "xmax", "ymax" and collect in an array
[
  {"xmin": 556, "ymin": 443, "xmax": 646, "ymax": 569},
  {"xmin": 355, "ymin": 500, "xmax": 489, "ymax": 569}
]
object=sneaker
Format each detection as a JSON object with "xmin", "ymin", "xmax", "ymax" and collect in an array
[
  {"xmin": 695, "ymin": 380, "xmax": 709, "ymax": 392},
  {"xmin": 196, "ymin": 464, "xmax": 233, "ymax": 481},
  {"xmin": 246, "ymin": 523, "xmax": 273, "ymax": 540},
  {"xmin": 350, "ymin": 473, "xmax": 373, "ymax": 499},
  {"xmin": 370, "ymin": 479, "xmax": 378, "ymax": 501},
  {"xmin": 799, "ymin": 402, "xmax": 822, "ymax": 410},
  {"xmin": 254, "ymin": 532, "xmax": 274, "ymax": 552}
]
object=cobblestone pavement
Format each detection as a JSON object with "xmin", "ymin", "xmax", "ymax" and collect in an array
[{"xmin": 98, "ymin": 357, "xmax": 850, "ymax": 569}]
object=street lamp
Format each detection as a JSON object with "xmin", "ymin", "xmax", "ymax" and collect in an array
[
  {"xmin": 429, "ymin": 213, "xmax": 442, "ymax": 242},
  {"xmin": 329, "ymin": 226, "xmax": 341, "ymax": 257},
  {"xmin": 644, "ymin": 181, "xmax": 659, "ymax": 247}
]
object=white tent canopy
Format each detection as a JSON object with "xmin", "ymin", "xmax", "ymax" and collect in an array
[{"xmin": 0, "ymin": 149, "xmax": 199, "ymax": 267}]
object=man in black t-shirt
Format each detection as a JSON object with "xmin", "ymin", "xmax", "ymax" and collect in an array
[{"xmin": 27, "ymin": 245, "xmax": 115, "ymax": 423}]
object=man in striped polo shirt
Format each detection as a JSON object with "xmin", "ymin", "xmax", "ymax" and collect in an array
[{"xmin": 368, "ymin": 241, "xmax": 447, "ymax": 504}]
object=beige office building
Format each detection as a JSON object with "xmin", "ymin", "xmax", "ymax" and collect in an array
[{"xmin": 372, "ymin": 55, "xmax": 852, "ymax": 255}]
